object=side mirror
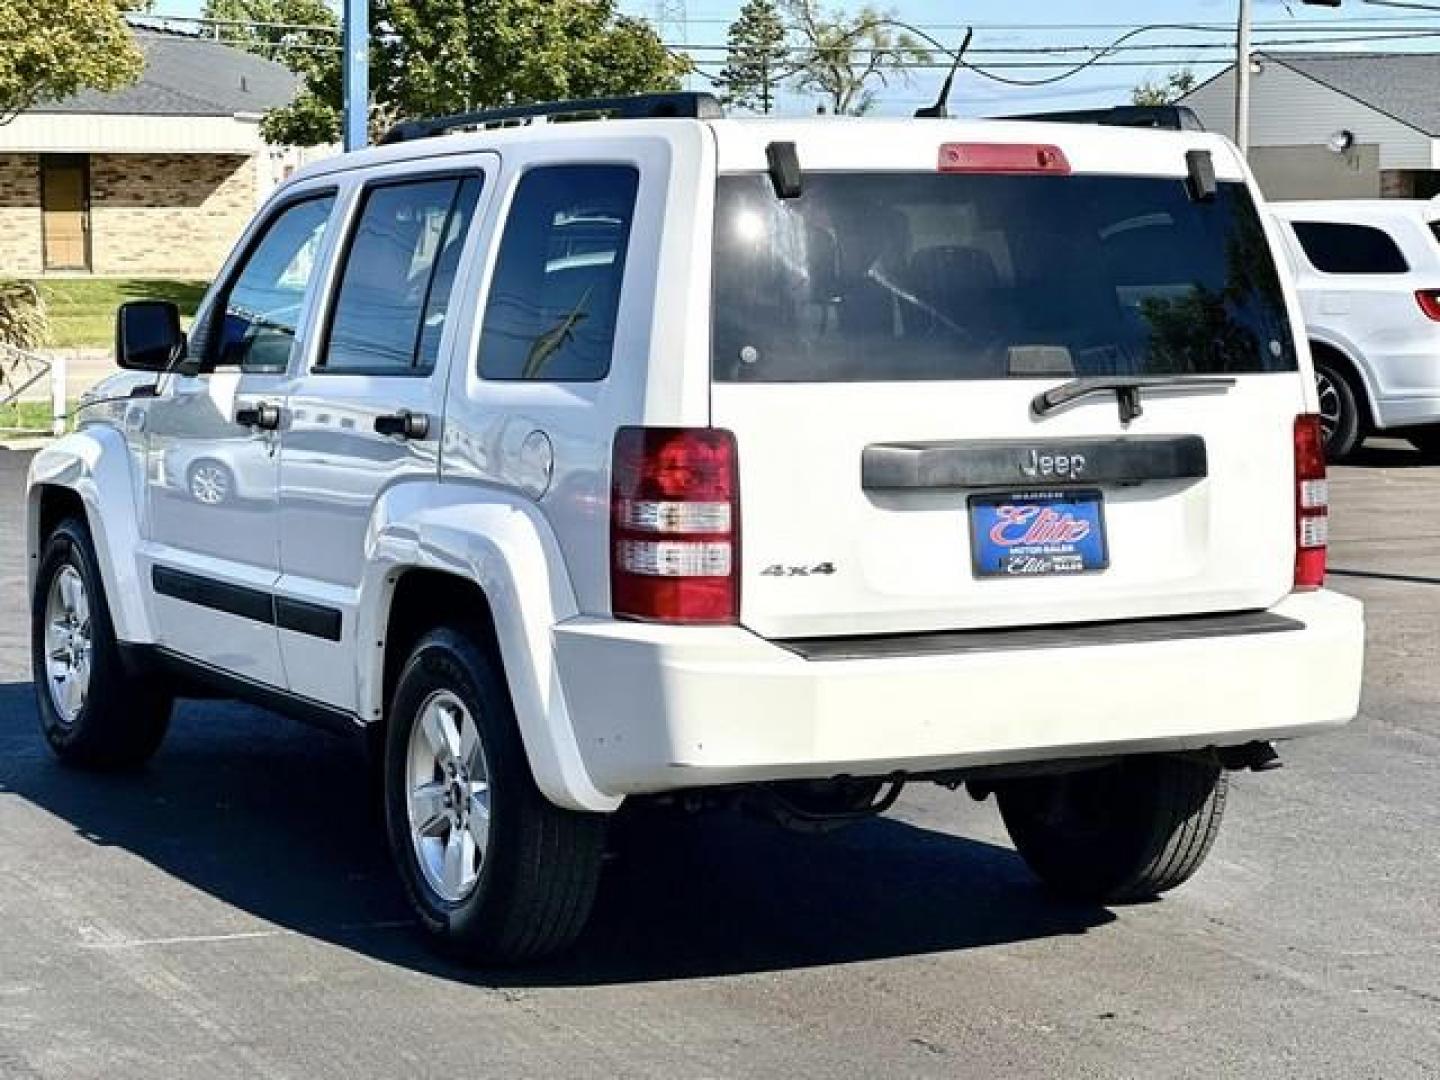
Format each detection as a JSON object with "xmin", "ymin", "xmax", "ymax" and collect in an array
[{"xmin": 116, "ymin": 300, "xmax": 186, "ymax": 372}]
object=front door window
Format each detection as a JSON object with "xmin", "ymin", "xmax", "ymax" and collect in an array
[{"xmin": 202, "ymin": 194, "xmax": 336, "ymax": 373}]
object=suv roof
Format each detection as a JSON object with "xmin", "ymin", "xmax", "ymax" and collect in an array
[
  {"xmin": 286, "ymin": 113, "xmax": 1246, "ymax": 192},
  {"xmin": 1272, "ymin": 199, "xmax": 1440, "ymax": 224}
]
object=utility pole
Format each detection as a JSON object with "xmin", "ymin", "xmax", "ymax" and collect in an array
[
  {"xmin": 1234, "ymin": 0, "xmax": 1252, "ymax": 156},
  {"xmin": 342, "ymin": 0, "xmax": 369, "ymax": 152},
  {"xmin": 1236, "ymin": 0, "xmax": 1344, "ymax": 157},
  {"xmin": 651, "ymin": 0, "xmax": 689, "ymax": 46}
]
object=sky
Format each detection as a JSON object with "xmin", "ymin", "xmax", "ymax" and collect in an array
[{"xmin": 149, "ymin": 0, "xmax": 1440, "ymax": 115}]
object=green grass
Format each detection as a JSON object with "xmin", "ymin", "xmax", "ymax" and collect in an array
[
  {"xmin": 39, "ymin": 278, "xmax": 208, "ymax": 349},
  {"xmin": 0, "ymin": 398, "xmax": 74, "ymax": 433}
]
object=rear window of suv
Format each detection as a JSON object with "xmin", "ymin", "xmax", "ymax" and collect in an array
[
  {"xmin": 712, "ymin": 173, "xmax": 1298, "ymax": 382},
  {"xmin": 1292, "ymin": 221, "xmax": 1410, "ymax": 275}
]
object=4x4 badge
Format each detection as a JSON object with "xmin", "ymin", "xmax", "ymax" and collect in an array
[{"xmin": 761, "ymin": 563, "xmax": 837, "ymax": 578}]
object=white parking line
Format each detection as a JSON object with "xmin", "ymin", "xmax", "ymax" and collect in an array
[{"xmin": 78, "ymin": 920, "xmax": 414, "ymax": 950}]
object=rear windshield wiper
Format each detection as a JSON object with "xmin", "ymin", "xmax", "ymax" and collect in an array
[{"xmin": 1032, "ymin": 375, "xmax": 1236, "ymax": 424}]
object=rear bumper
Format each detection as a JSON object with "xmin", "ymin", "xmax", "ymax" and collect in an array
[{"xmin": 553, "ymin": 590, "xmax": 1364, "ymax": 798}]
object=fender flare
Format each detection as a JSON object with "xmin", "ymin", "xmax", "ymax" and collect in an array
[
  {"xmin": 26, "ymin": 426, "xmax": 154, "ymax": 645},
  {"xmin": 357, "ymin": 482, "xmax": 620, "ymax": 814}
]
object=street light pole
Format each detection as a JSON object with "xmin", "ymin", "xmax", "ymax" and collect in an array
[
  {"xmin": 342, "ymin": 0, "xmax": 369, "ymax": 152},
  {"xmin": 1235, "ymin": 0, "xmax": 1252, "ymax": 156}
]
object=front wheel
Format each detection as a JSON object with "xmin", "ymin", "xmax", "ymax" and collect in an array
[
  {"xmin": 383, "ymin": 627, "xmax": 607, "ymax": 964},
  {"xmin": 31, "ymin": 517, "xmax": 173, "ymax": 769},
  {"xmin": 996, "ymin": 755, "xmax": 1227, "ymax": 904}
]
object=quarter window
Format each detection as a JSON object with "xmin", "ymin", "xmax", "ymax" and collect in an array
[
  {"xmin": 1292, "ymin": 221, "xmax": 1410, "ymax": 275},
  {"xmin": 477, "ymin": 165, "xmax": 639, "ymax": 381},
  {"xmin": 323, "ymin": 176, "xmax": 483, "ymax": 373},
  {"xmin": 207, "ymin": 194, "xmax": 335, "ymax": 373}
]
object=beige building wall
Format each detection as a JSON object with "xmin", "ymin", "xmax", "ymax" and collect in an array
[
  {"xmin": 0, "ymin": 153, "xmax": 44, "ymax": 276},
  {"xmin": 1184, "ymin": 60, "xmax": 1437, "ymax": 171},
  {"xmin": 89, "ymin": 153, "xmax": 255, "ymax": 277},
  {"xmin": 1248, "ymin": 143, "xmax": 1382, "ymax": 201}
]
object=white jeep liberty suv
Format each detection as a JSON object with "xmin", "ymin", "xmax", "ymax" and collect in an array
[{"xmin": 26, "ymin": 93, "xmax": 1365, "ymax": 964}]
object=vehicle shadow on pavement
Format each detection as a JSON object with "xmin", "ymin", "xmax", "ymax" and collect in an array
[
  {"xmin": 1341, "ymin": 441, "xmax": 1435, "ymax": 470},
  {"xmin": 0, "ymin": 682, "xmax": 1114, "ymax": 986}
]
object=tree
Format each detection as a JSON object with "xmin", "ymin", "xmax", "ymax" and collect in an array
[
  {"xmin": 1132, "ymin": 68, "xmax": 1197, "ymax": 107},
  {"xmin": 202, "ymin": 0, "xmax": 338, "ymax": 76},
  {"xmin": 785, "ymin": 1, "xmax": 930, "ymax": 116},
  {"xmin": 0, "ymin": 0, "xmax": 144, "ymax": 122},
  {"xmin": 202, "ymin": 0, "xmax": 340, "ymax": 144},
  {"xmin": 236, "ymin": 0, "xmax": 690, "ymax": 147},
  {"xmin": 715, "ymin": 0, "xmax": 788, "ymax": 115}
]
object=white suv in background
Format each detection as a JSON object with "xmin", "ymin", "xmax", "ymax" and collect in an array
[
  {"xmin": 27, "ymin": 95, "xmax": 1364, "ymax": 964},
  {"xmin": 1272, "ymin": 199, "xmax": 1440, "ymax": 460}
]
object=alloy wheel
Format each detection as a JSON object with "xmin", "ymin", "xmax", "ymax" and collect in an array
[
  {"xmin": 405, "ymin": 690, "xmax": 492, "ymax": 903},
  {"xmin": 43, "ymin": 565, "xmax": 91, "ymax": 726},
  {"xmin": 189, "ymin": 463, "xmax": 230, "ymax": 505},
  {"xmin": 1315, "ymin": 370, "xmax": 1342, "ymax": 445}
]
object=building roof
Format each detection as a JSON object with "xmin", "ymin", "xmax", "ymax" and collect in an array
[
  {"xmin": 34, "ymin": 28, "xmax": 299, "ymax": 118},
  {"xmin": 1259, "ymin": 51, "xmax": 1440, "ymax": 138}
]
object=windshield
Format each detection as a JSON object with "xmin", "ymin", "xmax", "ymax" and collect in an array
[{"xmin": 712, "ymin": 173, "xmax": 1297, "ymax": 383}]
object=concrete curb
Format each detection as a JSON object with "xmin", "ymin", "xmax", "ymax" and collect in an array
[{"xmin": 0, "ymin": 436, "xmax": 50, "ymax": 452}]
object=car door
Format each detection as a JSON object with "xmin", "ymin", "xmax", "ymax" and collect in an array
[
  {"xmin": 274, "ymin": 160, "xmax": 493, "ymax": 711},
  {"xmin": 143, "ymin": 188, "xmax": 338, "ymax": 687}
]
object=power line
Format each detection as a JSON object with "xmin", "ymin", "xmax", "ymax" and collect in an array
[
  {"xmin": 668, "ymin": 30, "xmax": 1440, "ymax": 53},
  {"xmin": 642, "ymin": 13, "xmax": 1440, "ymax": 28}
]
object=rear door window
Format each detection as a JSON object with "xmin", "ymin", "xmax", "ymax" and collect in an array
[
  {"xmin": 477, "ymin": 165, "xmax": 639, "ymax": 382},
  {"xmin": 712, "ymin": 173, "xmax": 1298, "ymax": 383},
  {"xmin": 1292, "ymin": 221, "xmax": 1410, "ymax": 275}
]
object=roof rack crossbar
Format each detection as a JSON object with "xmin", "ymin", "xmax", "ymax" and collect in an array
[
  {"xmin": 380, "ymin": 92, "xmax": 725, "ymax": 145},
  {"xmin": 1000, "ymin": 105, "xmax": 1204, "ymax": 133}
]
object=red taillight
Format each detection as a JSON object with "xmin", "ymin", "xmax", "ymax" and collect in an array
[
  {"xmin": 1416, "ymin": 290, "xmax": 1440, "ymax": 322},
  {"xmin": 938, "ymin": 142, "xmax": 1071, "ymax": 175},
  {"xmin": 611, "ymin": 427, "xmax": 739, "ymax": 624},
  {"xmin": 1294, "ymin": 414, "xmax": 1328, "ymax": 591}
]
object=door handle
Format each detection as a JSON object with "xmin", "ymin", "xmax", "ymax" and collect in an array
[
  {"xmin": 236, "ymin": 402, "xmax": 282, "ymax": 431},
  {"xmin": 374, "ymin": 409, "xmax": 430, "ymax": 440}
]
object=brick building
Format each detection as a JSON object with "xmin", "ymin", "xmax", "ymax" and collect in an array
[{"xmin": 0, "ymin": 29, "xmax": 332, "ymax": 278}]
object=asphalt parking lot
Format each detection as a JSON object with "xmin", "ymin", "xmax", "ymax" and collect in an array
[{"xmin": 1, "ymin": 441, "xmax": 1437, "ymax": 1080}]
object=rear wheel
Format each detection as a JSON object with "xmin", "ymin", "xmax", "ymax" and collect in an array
[
  {"xmin": 383, "ymin": 627, "xmax": 607, "ymax": 964},
  {"xmin": 31, "ymin": 517, "xmax": 172, "ymax": 769},
  {"xmin": 1314, "ymin": 358, "xmax": 1364, "ymax": 461},
  {"xmin": 1407, "ymin": 426, "xmax": 1440, "ymax": 461},
  {"xmin": 996, "ymin": 755, "xmax": 1227, "ymax": 904}
]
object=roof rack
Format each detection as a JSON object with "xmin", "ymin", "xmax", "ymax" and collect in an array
[
  {"xmin": 379, "ymin": 92, "xmax": 725, "ymax": 145},
  {"xmin": 1000, "ymin": 105, "xmax": 1204, "ymax": 133}
]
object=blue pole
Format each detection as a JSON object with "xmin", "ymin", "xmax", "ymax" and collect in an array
[{"xmin": 342, "ymin": 0, "xmax": 369, "ymax": 151}]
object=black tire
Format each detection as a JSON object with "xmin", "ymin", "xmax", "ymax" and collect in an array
[
  {"xmin": 383, "ymin": 627, "xmax": 607, "ymax": 964},
  {"xmin": 1314, "ymin": 358, "xmax": 1364, "ymax": 461},
  {"xmin": 1407, "ymin": 426, "xmax": 1440, "ymax": 461},
  {"xmin": 31, "ymin": 517, "xmax": 172, "ymax": 770},
  {"xmin": 996, "ymin": 755, "xmax": 1227, "ymax": 904}
]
